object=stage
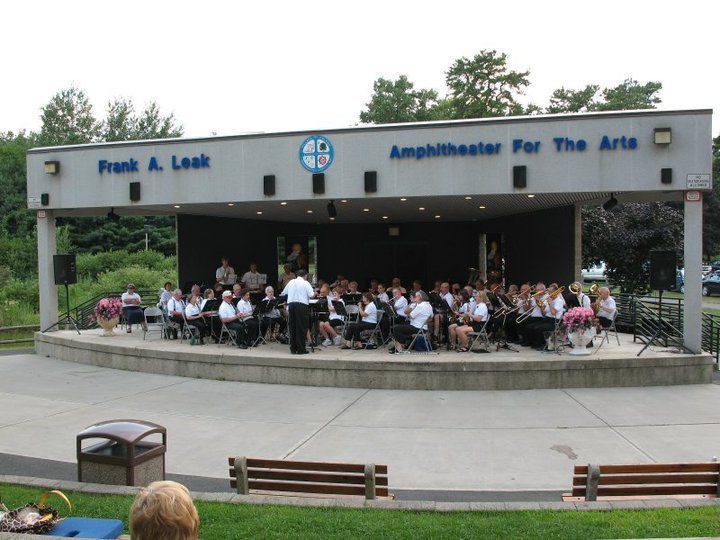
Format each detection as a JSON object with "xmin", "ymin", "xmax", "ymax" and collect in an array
[{"xmin": 34, "ymin": 330, "xmax": 713, "ymax": 391}]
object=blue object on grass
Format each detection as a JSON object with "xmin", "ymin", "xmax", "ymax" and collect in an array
[{"xmin": 43, "ymin": 517, "xmax": 124, "ymax": 538}]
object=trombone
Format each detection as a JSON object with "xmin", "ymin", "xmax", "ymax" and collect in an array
[{"xmin": 516, "ymin": 290, "xmax": 548, "ymax": 323}]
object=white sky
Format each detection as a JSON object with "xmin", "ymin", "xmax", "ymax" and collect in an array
[{"xmin": 1, "ymin": 0, "xmax": 716, "ymax": 138}]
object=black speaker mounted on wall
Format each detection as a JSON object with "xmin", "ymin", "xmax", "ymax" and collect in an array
[
  {"xmin": 649, "ymin": 250, "xmax": 676, "ymax": 291},
  {"xmin": 41, "ymin": 193, "xmax": 50, "ymax": 206},
  {"xmin": 661, "ymin": 168, "xmax": 672, "ymax": 185},
  {"xmin": 364, "ymin": 171, "xmax": 377, "ymax": 193},
  {"xmin": 129, "ymin": 182, "xmax": 141, "ymax": 201},
  {"xmin": 263, "ymin": 175, "xmax": 276, "ymax": 196},
  {"xmin": 53, "ymin": 254, "xmax": 77, "ymax": 285},
  {"xmin": 312, "ymin": 173, "xmax": 325, "ymax": 194},
  {"xmin": 513, "ymin": 165, "xmax": 527, "ymax": 188}
]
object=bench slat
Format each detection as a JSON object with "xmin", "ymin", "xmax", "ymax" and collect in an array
[
  {"xmin": 574, "ymin": 463, "xmax": 719, "ymax": 474},
  {"xmin": 228, "ymin": 457, "xmax": 387, "ymax": 474},
  {"xmin": 572, "ymin": 485, "xmax": 717, "ymax": 497},
  {"xmin": 573, "ymin": 473, "xmax": 719, "ymax": 486},
  {"xmin": 230, "ymin": 479, "xmax": 388, "ymax": 497},
  {"xmin": 229, "ymin": 468, "xmax": 388, "ymax": 486}
]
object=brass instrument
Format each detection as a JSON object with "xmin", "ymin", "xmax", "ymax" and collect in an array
[
  {"xmin": 547, "ymin": 286, "xmax": 565, "ymax": 299},
  {"xmin": 467, "ymin": 267, "xmax": 481, "ymax": 286},
  {"xmin": 516, "ymin": 290, "xmax": 547, "ymax": 323}
]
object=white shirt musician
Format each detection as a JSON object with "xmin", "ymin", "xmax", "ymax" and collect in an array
[
  {"xmin": 241, "ymin": 263, "xmax": 264, "ymax": 291},
  {"xmin": 597, "ymin": 287, "xmax": 617, "ymax": 328},
  {"xmin": 390, "ymin": 289, "xmax": 408, "ymax": 319},
  {"xmin": 390, "ymin": 291, "xmax": 434, "ymax": 353},
  {"xmin": 319, "ymin": 289, "xmax": 345, "ymax": 347},
  {"xmin": 216, "ymin": 257, "xmax": 235, "ymax": 285},
  {"xmin": 377, "ymin": 285, "xmax": 389, "ymax": 304}
]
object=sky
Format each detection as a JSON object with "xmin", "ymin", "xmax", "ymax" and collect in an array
[{"xmin": 1, "ymin": 0, "xmax": 716, "ymax": 138}]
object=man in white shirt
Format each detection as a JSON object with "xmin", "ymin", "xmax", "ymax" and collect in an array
[
  {"xmin": 218, "ymin": 290, "xmax": 248, "ymax": 349},
  {"xmin": 241, "ymin": 263, "xmax": 265, "ymax": 292},
  {"xmin": 280, "ymin": 269, "xmax": 315, "ymax": 354},
  {"xmin": 166, "ymin": 289, "xmax": 185, "ymax": 339},
  {"xmin": 390, "ymin": 288, "xmax": 408, "ymax": 323},
  {"xmin": 530, "ymin": 283, "xmax": 565, "ymax": 350},
  {"xmin": 597, "ymin": 287, "xmax": 617, "ymax": 329},
  {"xmin": 390, "ymin": 291, "xmax": 434, "ymax": 353},
  {"xmin": 216, "ymin": 257, "xmax": 235, "ymax": 286},
  {"xmin": 236, "ymin": 290, "xmax": 260, "ymax": 346}
]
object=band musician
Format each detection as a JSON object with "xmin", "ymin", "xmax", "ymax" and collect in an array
[
  {"xmin": 281, "ymin": 269, "xmax": 315, "ymax": 355},
  {"xmin": 596, "ymin": 287, "xmax": 617, "ymax": 330},
  {"xmin": 216, "ymin": 257, "xmax": 235, "ymax": 286}
]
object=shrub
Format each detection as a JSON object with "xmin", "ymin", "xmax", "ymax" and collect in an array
[
  {"xmin": 76, "ymin": 250, "xmax": 176, "ymax": 280},
  {"xmin": 0, "ymin": 278, "xmax": 40, "ymax": 311}
]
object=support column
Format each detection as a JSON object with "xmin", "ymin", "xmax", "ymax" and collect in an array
[
  {"xmin": 37, "ymin": 210, "xmax": 58, "ymax": 331},
  {"xmin": 683, "ymin": 195, "xmax": 703, "ymax": 353},
  {"xmin": 573, "ymin": 203, "xmax": 583, "ymax": 283}
]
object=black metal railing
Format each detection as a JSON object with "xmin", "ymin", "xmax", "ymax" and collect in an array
[{"xmin": 72, "ymin": 290, "xmax": 159, "ymax": 330}]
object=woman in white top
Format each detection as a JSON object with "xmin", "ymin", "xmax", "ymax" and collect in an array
[
  {"xmin": 376, "ymin": 284, "xmax": 389, "ymax": 304},
  {"xmin": 259, "ymin": 286, "xmax": 286, "ymax": 340},
  {"xmin": 121, "ymin": 284, "xmax": 145, "ymax": 333},
  {"xmin": 237, "ymin": 290, "xmax": 260, "ymax": 346},
  {"xmin": 389, "ymin": 291, "xmax": 434, "ymax": 353},
  {"xmin": 448, "ymin": 290, "xmax": 471, "ymax": 350},
  {"xmin": 342, "ymin": 292, "xmax": 377, "ymax": 349},
  {"xmin": 320, "ymin": 288, "xmax": 345, "ymax": 346},
  {"xmin": 184, "ymin": 294, "xmax": 210, "ymax": 344},
  {"xmin": 454, "ymin": 290, "xmax": 489, "ymax": 352}
]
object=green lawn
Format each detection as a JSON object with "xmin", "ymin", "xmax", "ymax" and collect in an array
[{"xmin": 2, "ymin": 483, "xmax": 720, "ymax": 539}]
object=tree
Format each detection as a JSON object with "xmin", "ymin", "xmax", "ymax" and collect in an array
[
  {"xmin": 445, "ymin": 50, "xmax": 530, "ymax": 119},
  {"xmin": 360, "ymin": 76, "xmax": 440, "ymax": 124},
  {"xmin": 102, "ymin": 99, "xmax": 183, "ymax": 141},
  {"xmin": 703, "ymin": 136, "xmax": 720, "ymax": 260},
  {"xmin": 595, "ymin": 78, "xmax": 662, "ymax": 111},
  {"xmin": 37, "ymin": 87, "xmax": 99, "ymax": 147},
  {"xmin": 583, "ymin": 203, "xmax": 684, "ymax": 293},
  {"xmin": 546, "ymin": 85, "xmax": 599, "ymax": 114}
]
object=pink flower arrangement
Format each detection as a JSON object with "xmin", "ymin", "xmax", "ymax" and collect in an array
[
  {"xmin": 93, "ymin": 297, "xmax": 122, "ymax": 321},
  {"xmin": 562, "ymin": 307, "xmax": 595, "ymax": 334}
]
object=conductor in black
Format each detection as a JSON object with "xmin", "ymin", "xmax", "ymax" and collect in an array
[{"xmin": 280, "ymin": 269, "xmax": 315, "ymax": 354}]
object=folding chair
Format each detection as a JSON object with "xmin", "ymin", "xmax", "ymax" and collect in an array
[
  {"xmin": 161, "ymin": 310, "xmax": 180, "ymax": 340},
  {"xmin": 344, "ymin": 304, "xmax": 360, "ymax": 323},
  {"xmin": 602, "ymin": 311, "xmax": 620, "ymax": 346},
  {"xmin": 360, "ymin": 310, "xmax": 385, "ymax": 349},
  {"xmin": 219, "ymin": 321, "xmax": 239, "ymax": 347},
  {"xmin": 143, "ymin": 307, "xmax": 164, "ymax": 340},
  {"xmin": 541, "ymin": 319, "xmax": 564, "ymax": 354},
  {"xmin": 400, "ymin": 316, "xmax": 437, "ymax": 355},
  {"xmin": 180, "ymin": 311, "xmax": 201, "ymax": 344},
  {"xmin": 467, "ymin": 319, "xmax": 491, "ymax": 353}
]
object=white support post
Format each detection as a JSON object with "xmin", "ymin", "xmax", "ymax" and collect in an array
[
  {"xmin": 574, "ymin": 203, "xmax": 583, "ymax": 283},
  {"xmin": 683, "ymin": 195, "xmax": 703, "ymax": 353},
  {"xmin": 37, "ymin": 210, "xmax": 58, "ymax": 331}
]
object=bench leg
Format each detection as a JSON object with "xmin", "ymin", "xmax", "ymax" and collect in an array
[
  {"xmin": 234, "ymin": 456, "xmax": 249, "ymax": 495},
  {"xmin": 586, "ymin": 464, "xmax": 600, "ymax": 502},
  {"xmin": 364, "ymin": 463, "xmax": 376, "ymax": 500}
]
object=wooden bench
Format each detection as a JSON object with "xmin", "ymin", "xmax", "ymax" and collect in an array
[
  {"xmin": 564, "ymin": 462, "xmax": 720, "ymax": 501},
  {"xmin": 228, "ymin": 456, "xmax": 390, "ymax": 500}
]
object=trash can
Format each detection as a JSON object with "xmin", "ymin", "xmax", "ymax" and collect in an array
[{"xmin": 76, "ymin": 419, "xmax": 166, "ymax": 486}]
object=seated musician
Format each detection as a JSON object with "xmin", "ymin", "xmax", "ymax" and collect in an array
[
  {"xmin": 232, "ymin": 284, "xmax": 243, "ymax": 299},
  {"xmin": 342, "ymin": 292, "xmax": 377, "ymax": 349},
  {"xmin": 189, "ymin": 284, "xmax": 201, "ymax": 301},
  {"xmin": 166, "ymin": 289, "xmax": 185, "ymax": 339},
  {"xmin": 347, "ymin": 281, "xmax": 360, "ymax": 295},
  {"xmin": 530, "ymin": 283, "xmax": 565, "ymax": 350},
  {"xmin": 454, "ymin": 290, "xmax": 489, "ymax": 352},
  {"xmin": 431, "ymin": 280, "xmax": 442, "ymax": 294},
  {"xmin": 184, "ymin": 294, "xmax": 210, "ymax": 345},
  {"xmin": 520, "ymin": 282, "xmax": 546, "ymax": 347},
  {"xmin": 389, "ymin": 291, "xmax": 434, "ymax": 354},
  {"xmin": 319, "ymin": 288, "xmax": 345, "ymax": 347},
  {"xmin": 451, "ymin": 283, "xmax": 462, "ymax": 296},
  {"xmin": 259, "ymin": 286, "xmax": 286, "ymax": 340},
  {"xmin": 241, "ymin": 263, "xmax": 264, "ymax": 292},
  {"xmin": 448, "ymin": 290, "xmax": 472, "ymax": 350},
  {"xmin": 390, "ymin": 287, "xmax": 408, "ymax": 323},
  {"xmin": 121, "ymin": 283, "xmax": 146, "ymax": 333},
  {"xmin": 513, "ymin": 284, "xmax": 531, "ymax": 345},
  {"xmin": 596, "ymin": 287, "xmax": 617, "ymax": 330},
  {"xmin": 216, "ymin": 256, "xmax": 236, "ymax": 286},
  {"xmin": 329, "ymin": 274, "xmax": 345, "ymax": 289},
  {"xmin": 158, "ymin": 282, "xmax": 173, "ymax": 309},
  {"xmin": 376, "ymin": 284, "xmax": 389, "ymax": 304},
  {"xmin": 411, "ymin": 280, "xmax": 423, "ymax": 294},
  {"xmin": 391, "ymin": 277, "xmax": 407, "ymax": 294},
  {"xmin": 369, "ymin": 279, "xmax": 379, "ymax": 295},
  {"xmin": 473, "ymin": 279, "xmax": 485, "ymax": 294},
  {"xmin": 200, "ymin": 289, "xmax": 215, "ymax": 310},
  {"xmin": 567, "ymin": 281, "xmax": 591, "ymax": 309},
  {"xmin": 237, "ymin": 290, "xmax": 260, "ymax": 346},
  {"xmin": 279, "ymin": 263, "xmax": 296, "ymax": 291},
  {"xmin": 432, "ymin": 282, "xmax": 454, "ymax": 342},
  {"xmin": 218, "ymin": 290, "xmax": 247, "ymax": 349},
  {"xmin": 503, "ymin": 284, "xmax": 520, "ymax": 343}
]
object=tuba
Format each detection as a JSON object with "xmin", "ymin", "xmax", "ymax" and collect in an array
[{"xmin": 467, "ymin": 267, "xmax": 481, "ymax": 286}]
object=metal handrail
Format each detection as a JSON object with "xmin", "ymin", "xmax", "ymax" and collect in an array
[{"xmin": 73, "ymin": 289, "xmax": 159, "ymax": 329}]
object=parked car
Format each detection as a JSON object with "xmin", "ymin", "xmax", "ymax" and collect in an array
[
  {"xmin": 702, "ymin": 265, "xmax": 712, "ymax": 276},
  {"xmin": 701, "ymin": 271, "xmax": 720, "ymax": 296},
  {"xmin": 582, "ymin": 262, "xmax": 607, "ymax": 282},
  {"xmin": 711, "ymin": 261, "xmax": 720, "ymax": 272}
]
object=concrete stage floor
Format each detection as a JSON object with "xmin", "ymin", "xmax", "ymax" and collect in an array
[
  {"xmin": 0, "ymin": 352, "xmax": 719, "ymax": 495},
  {"xmin": 34, "ymin": 330, "xmax": 713, "ymax": 390}
]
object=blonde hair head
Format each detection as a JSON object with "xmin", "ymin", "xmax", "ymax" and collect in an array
[{"xmin": 129, "ymin": 481, "xmax": 199, "ymax": 540}]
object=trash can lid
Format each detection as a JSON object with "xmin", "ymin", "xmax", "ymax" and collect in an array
[{"xmin": 77, "ymin": 419, "xmax": 166, "ymax": 445}]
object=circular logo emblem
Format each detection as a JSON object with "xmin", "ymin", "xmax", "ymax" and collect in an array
[{"xmin": 299, "ymin": 135, "xmax": 334, "ymax": 173}]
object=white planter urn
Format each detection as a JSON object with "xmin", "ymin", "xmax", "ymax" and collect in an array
[
  {"xmin": 568, "ymin": 327, "xmax": 594, "ymax": 355},
  {"xmin": 98, "ymin": 317, "xmax": 119, "ymax": 337}
]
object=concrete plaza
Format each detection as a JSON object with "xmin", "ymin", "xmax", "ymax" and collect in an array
[{"xmin": 1, "ymin": 352, "xmax": 719, "ymax": 497}]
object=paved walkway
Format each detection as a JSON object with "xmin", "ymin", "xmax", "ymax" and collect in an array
[{"xmin": 1, "ymin": 353, "xmax": 719, "ymax": 494}]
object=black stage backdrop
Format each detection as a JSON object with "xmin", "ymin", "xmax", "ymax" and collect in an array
[{"xmin": 177, "ymin": 205, "xmax": 575, "ymax": 292}]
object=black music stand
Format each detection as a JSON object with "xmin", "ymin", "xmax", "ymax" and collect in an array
[
  {"xmin": 308, "ymin": 298, "xmax": 328, "ymax": 350},
  {"xmin": 41, "ymin": 281, "xmax": 81, "ymax": 335},
  {"xmin": 342, "ymin": 293, "xmax": 362, "ymax": 305},
  {"xmin": 252, "ymin": 298, "xmax": 276, "ymax": 346}
]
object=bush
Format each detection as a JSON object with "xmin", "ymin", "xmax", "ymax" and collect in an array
[
  {"xmin": 81, "ymin": 265, "xmax": 169, "ymax": 301},
  {"xmin": 76, "ymin": 250, "xmax": 176, "ymax": 280},
  {"xmin": 0, "ymin": 278, "xmax": 39, "ymax": 311}
]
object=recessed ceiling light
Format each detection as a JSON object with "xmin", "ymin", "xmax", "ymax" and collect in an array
[
  {"xmin": 363, "ymin": 208, "xmax": 370, "ymax": 212},
  {"xmin": 528, "ymin": 194, "xmax": 535, "ymax": 198},
  {"xmin": 256, "ymin": 211, "xmax": 263, "ymax": 215},
  {"xmin": 478, "ymin": 205, "xmax": 486, "ymax": 209},
  {"xmin": 340, "ymin": 199, "xmax": 348, "ymax": 203},
  {"xmin": 306, "ymin": 210, "xmax": 313, "ymax": 214},
  {"xmin": 330, "ymin": 217, "xmax": 335, "ymax": 221},
  {"xmin": 173, "ymin": 205, "xmax": 181, "ymax": 208},
  {"xmin": 434, "ymin": 215, "xmax": 441, "ymax": 219},
  {"xmin": 418, "ymin": 207, "xmax": 425, "ymax": 211},
  {"xmin": 280, "ymin": 201, "xmax": 287, "ymax": 206},
  {"xmin": 382, "ymin": 216, "xmax": 388, "ymax": 219},
  {"xmin": 464, "ymin": 196, "xmax": 472, "ymax": 200},
  {"xmin": 400, "ymin": 198, "xmax": 407, "ymax": 202},
  {"xmin": 227, "ymin": 203, "xmax": 234, "ymax": 207}
]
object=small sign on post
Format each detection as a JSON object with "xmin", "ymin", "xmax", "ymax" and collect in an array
[
  {"xmin": 685, "ymin": 191, "xmax": 702, "ymax": 202},
  {"xmin": 686, "ymin": 173, "xmax": 711, "ymax": 190},
  {"xmin": 28, "ymin": 196, "xmax": 41, "ymax": 209}
]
